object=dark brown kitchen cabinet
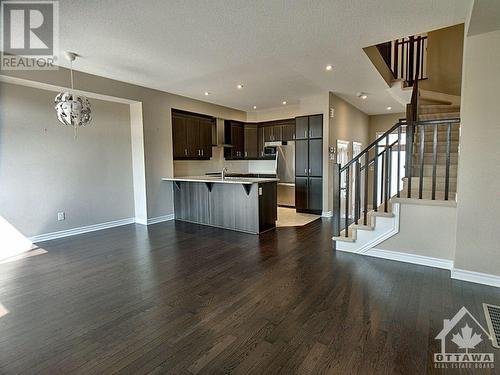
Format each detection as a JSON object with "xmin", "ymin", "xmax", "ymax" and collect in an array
[
  {"xmin": 257, "ymin": 127, "xmax": 265, "ymax": 158},
  {"xmin": 172, "ymin": 110, "xmax": 214, "ymax": 160},
  {"xmin": 295, "ymin": 114, "xmax": 323, "ymax": 214},
  {"xmin": 295, "ymin": 116, "xmax": 309, "ymax": 140},
  {"xmin": 295, "ymin": 140, "xmax": 309, "ymax": 177},
  {"xmin": 244, "ymin": 124, "xmax": 258, "ymax": 158},
  {"xmin": 263, "ymin": 125, "xmax": 282, "ymax": 142},
  {"xmin": 282, "ymin": 123, "xmax": 295, "ymax": 141},
  {"xmin": 172, "ymin": 115, "xmax": 188, "ymax": 158},
  {"xmin": 295, "ymin": 177, "xmax": 308, "ymax": 212},
  {"xmin": 309, "ymin": 114, "xmax": 323, "ymax": 138},
  {"xmin": 224, "ymin": 120, "xmax": 245, "ymax": 159}
]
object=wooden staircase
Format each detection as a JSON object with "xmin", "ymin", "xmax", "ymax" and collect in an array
[
  {"xmin": 401, "ymin": 102, "xmax": 460, "ymax": 201},
  {"xmin": 333, "ymin": 88, "xmax": 460, "ymax": 248}
]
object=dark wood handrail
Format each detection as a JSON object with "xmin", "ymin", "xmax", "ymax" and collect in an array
[{"xmin": 340, "ymin": 120, "xmax": 406, "ymax": 172}]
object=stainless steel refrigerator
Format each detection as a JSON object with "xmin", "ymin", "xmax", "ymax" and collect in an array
[{"xmin": 276, "ymin": 142, "xmax": 295, "ymax": 207}]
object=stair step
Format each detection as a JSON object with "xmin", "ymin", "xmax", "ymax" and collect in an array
[
  {"xmin": 412, "ymin": 152, "xmax": 458, "ymax": 164},
  {"xmin": 402, "ymin": 177, "xmax": 457, "ymax": 192},
  {"xmin": 415, "ymin": 130, "xmax": 460, "ymax": 141},
  {"xmin": 412, "ymin": 142, "xmax": 459, "ymax": 154},
  {"xmin": 418, "ymin": 112, "xmax": 460, "ymax": 121},
  {"xmin": 418, "ymin": 104, "xmax": 460, "ymax": 114},
  {"xmin": 398, "ymin": 189, "xmax": 456, "ymax": 201},
  {"xmin": 411, "ymin": 164, "xmax": 458, "ymax": 177}
]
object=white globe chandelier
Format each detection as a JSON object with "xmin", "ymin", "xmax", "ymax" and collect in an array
[{"xmin": 54, "ymin": 52, "xmax": 92, "ymax": 137}]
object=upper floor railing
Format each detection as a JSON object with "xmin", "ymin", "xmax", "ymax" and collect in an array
[{"xmin": 377, "ymin": 35, "xmax": 427, "ymax": 86}]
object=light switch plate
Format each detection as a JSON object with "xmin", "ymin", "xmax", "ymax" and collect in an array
[{"xmin": 57, "ymin": 212, "xmax": 65, "ymax": 221}]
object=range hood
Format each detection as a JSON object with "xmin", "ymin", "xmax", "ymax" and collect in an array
[
  {"xmin": 265, "ymin": 140, "xmax": 288, "ymax": 147},
  {"xmin": 212, "ymin": 118, "xmax": 233, "ymax": 147}
]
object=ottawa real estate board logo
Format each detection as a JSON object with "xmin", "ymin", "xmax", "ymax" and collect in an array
[
  {"xmin": 434, "ymin": 306, "xmax": 495, "ymax": 369},
  {"xmin": 1, "ymin": 0, "xmax": 59, "ymax": 70}
]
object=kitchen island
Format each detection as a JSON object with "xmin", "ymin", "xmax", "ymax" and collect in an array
[{"xmin": 162, "ymin": 176, "xmax": 278, "ymax": 234}]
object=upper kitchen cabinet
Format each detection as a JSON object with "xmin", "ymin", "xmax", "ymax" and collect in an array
[
  {"xmin": 309, "ymin": 114, "xmax": 323, "ymax": 138},
  {"xmin": 263, "ymin": 124, "xmax": 282, "ymax": 142},
  {"xmin": 281, "ymin": 121, "xmax": 296, "ymax": 141},
  {"xmin": 172, "ymin": 110, "xmax": 214, "ymax": 160},
  {"xmin": 244, "ymin": 124, "xmax": 258, "ymax": 158},
  {"xmin": 295, "ymin": 114, "xmax": 323, "ymax": 140},
  {"xmin": 295, "ymin": 116, "xmax": 309, "ymax": 140},
  {"xmin": 224, "ymin": 120, "xmax": 245, "ymax": 159}
]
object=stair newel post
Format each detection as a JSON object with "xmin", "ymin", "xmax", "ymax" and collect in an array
[
  {"xmin": 344, "ymin": 166, "xmax": 350, "ymax": 237},
  {"xmin": 332, "ymin": 163, "xmax": 341, "ymax": 240},
  {"xmin": 354, "ymin": 160, "xmax": 361, "ymax": 225},
  {"xmin": 363, "ymin": 153, "xmax": 369, "ymax": 226},
  {"xmin": 384, "ymin": 135, "xmax": 390, "ymax": 212},
  {"xmin": 445, "ymin": 122, "xmax": 452, "ymax": 201},
  {"xmin": 432, "ymin": 124, "xmax": 438, "ymax": 200},
  {"xmin": 373, "ymin": 145, "xmax": 378, "ymax": 212},
  {"xmin": 397, "ymin": 124, "xmax": 401, "ymax": 197},
  {"xmin": 418, "ymin": 125, "xmax": 425, "ymax": 199}
]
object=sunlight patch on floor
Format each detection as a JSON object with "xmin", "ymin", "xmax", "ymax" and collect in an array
[
  {"xmin": 276, "ymin": 207, "xmax": 320, "ymax": 227},
  {"xmin": 0, "ymin": 248, "xmax": 48, "ymax": 265},
  {"xmin": 0, "ymin": 216, "xmax": 37, "ymax": 261},
  {"xmin": 0, "ymin": 303, "xmax": 8, "ymax": 319}
]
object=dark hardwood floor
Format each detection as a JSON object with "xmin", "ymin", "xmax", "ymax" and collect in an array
[{"xmin": 0, "ymin": 219, "xmax": 499, "ymax": 374}]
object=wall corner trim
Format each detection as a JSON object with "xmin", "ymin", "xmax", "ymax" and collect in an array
[
  {"xmin": 29, "ymin": 218, "xmax": 136, "ymax": 243},
  {"xmin": 365, "ymin": 248, "xmax": 454, "ymax": 270},
  {"xmin": 451, "ymin": 268, "xmax": 500, "ymax": 288}
]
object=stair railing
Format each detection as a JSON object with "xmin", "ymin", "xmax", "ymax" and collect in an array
[
  {"xmin": 332, "ymin": 119, "xmax": 407, "ymax": 238},
  {"xmin": 376, "ymin": 35, "xmax": 427, "ymax": 86},
  {"xmin": 332, "ymin": 115, "xmax": 460, "ymax": 239}
]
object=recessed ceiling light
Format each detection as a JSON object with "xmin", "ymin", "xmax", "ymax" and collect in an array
[
  {"xmin": 326, "ymin": 65, "xmax": 333, "ymax": 71},
  {"xmin": 204, "ymin": 91, "xmax": 209, "ymax": 96},
  {"xmin": 282, "ymin": 101, "xmax": 287, "ymax": 105},
  {"xmin": 357, "ymin": 92, "xmax": 368, "ymax": 100},
  {"xmin": 386, "ymin": 106, "xmax": 392, "ymax": 110},
  {"xmin": 237, "ymin": 84, "xmax": 243, "ymax": 89},
  {"xmin": 253, "ymin": 105, "xmax": 257, "ymax": 109}
]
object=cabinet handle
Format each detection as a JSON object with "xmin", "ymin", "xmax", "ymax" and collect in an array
[
  {"xmin": 304, "ymin": 130, "xmax": 307, "ymax": 138},
  {"xmin": 305, "ymin": 169, "xmax": 307, "ymax": 174},
  {"xmin": 201, "ymin": 149, "xmax": 204, "ymax": 156},
  {"xmin": 293, "ymin": 133, "xmax": 295, "ymax": 139},
  {"xmin": 309, "ymin": 168, "xmax": 311, "ymax": 174},
  {"xmin": 245, "ymin": 151, "xmax": 247, "ymax": 157},
  {"xmin": 184, "ymin": 148, "xmax": 187, "ymax": 156},
  {"xmin": 309, "ymin": 130, "xmax": 312, "ymax": 137}
]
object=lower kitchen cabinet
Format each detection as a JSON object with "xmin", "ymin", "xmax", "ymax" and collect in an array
[
  {"xmin": 295, "ymin": 177, "xmax": 323, "ymax": 214},
  {"xmin": 307, "ymin": 177, "xmax": 323, "ymax": 213}
]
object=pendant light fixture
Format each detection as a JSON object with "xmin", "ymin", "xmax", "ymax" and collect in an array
[{"xmin": 54, "ymin": 52, "xmax": 92, "ymax": 137}]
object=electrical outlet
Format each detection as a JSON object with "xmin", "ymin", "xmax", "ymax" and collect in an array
[{"xmin": 57, "ymin": 212, "xmax": 65, "ymax": 221}]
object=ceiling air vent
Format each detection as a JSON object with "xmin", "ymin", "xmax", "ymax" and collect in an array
[{"xmin": 483, "ymin": 303, "xmax": 500, "ymax": 348}]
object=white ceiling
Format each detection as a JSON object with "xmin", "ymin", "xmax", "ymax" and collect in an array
[{"xmin": 57, "ymin": 0, "xmax": 471, "ymax": 115}]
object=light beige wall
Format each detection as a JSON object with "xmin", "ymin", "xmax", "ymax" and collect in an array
[
  {"xmin": 0, "ymin": 68, "xmax": 246, "ymax": 222},
  {"xmin": 420, "ymin": 24, "xmax": 465, "ymax": 96},
  {"xmin": 0, "ymin": 82, "xmax": 134, "ymax": 237},
  {"xmin": 377, "ymin": 202, "xmax": 457, "ymax": 260},
  {"xmin": 368, "ymin": 113, "xmax": 405, "ymax": 142},
  {"xmin": 328, "ymin": 92, "xmax": 369, "ymax": 211},
  {"xmin": 453, "ymin": 29, "xmax": 500, "ymax": 276}
]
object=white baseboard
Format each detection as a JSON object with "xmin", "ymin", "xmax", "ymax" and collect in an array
[
  {"xmin": 322, "ymin": 211, "xmax": 333, "ymax": 217},
  {"xmin": 134, "ymin": 217, "xmax": 148, "ymax": 225},
  {"xmin": 366, "ymin": 248, "xmax": 454, "ymax": 270},
  {"xmin": 29, "ymin": 214, "xmax": 176, "ymax": 243},
  {"xmin": 451, "ymin": 268, "xmax": 500, "ymax": 288},
  {"xmin": 147, "ymin": 214, "xmax": 175, "ymax": 225},
  {"xmin": 30, "ymin": 218, "xmax": 136, "ymax": 243}
]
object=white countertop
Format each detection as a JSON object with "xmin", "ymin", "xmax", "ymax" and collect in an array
[{"xmin": 162, "ymin": 176, "xmax": 280, "ymax": 185}]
